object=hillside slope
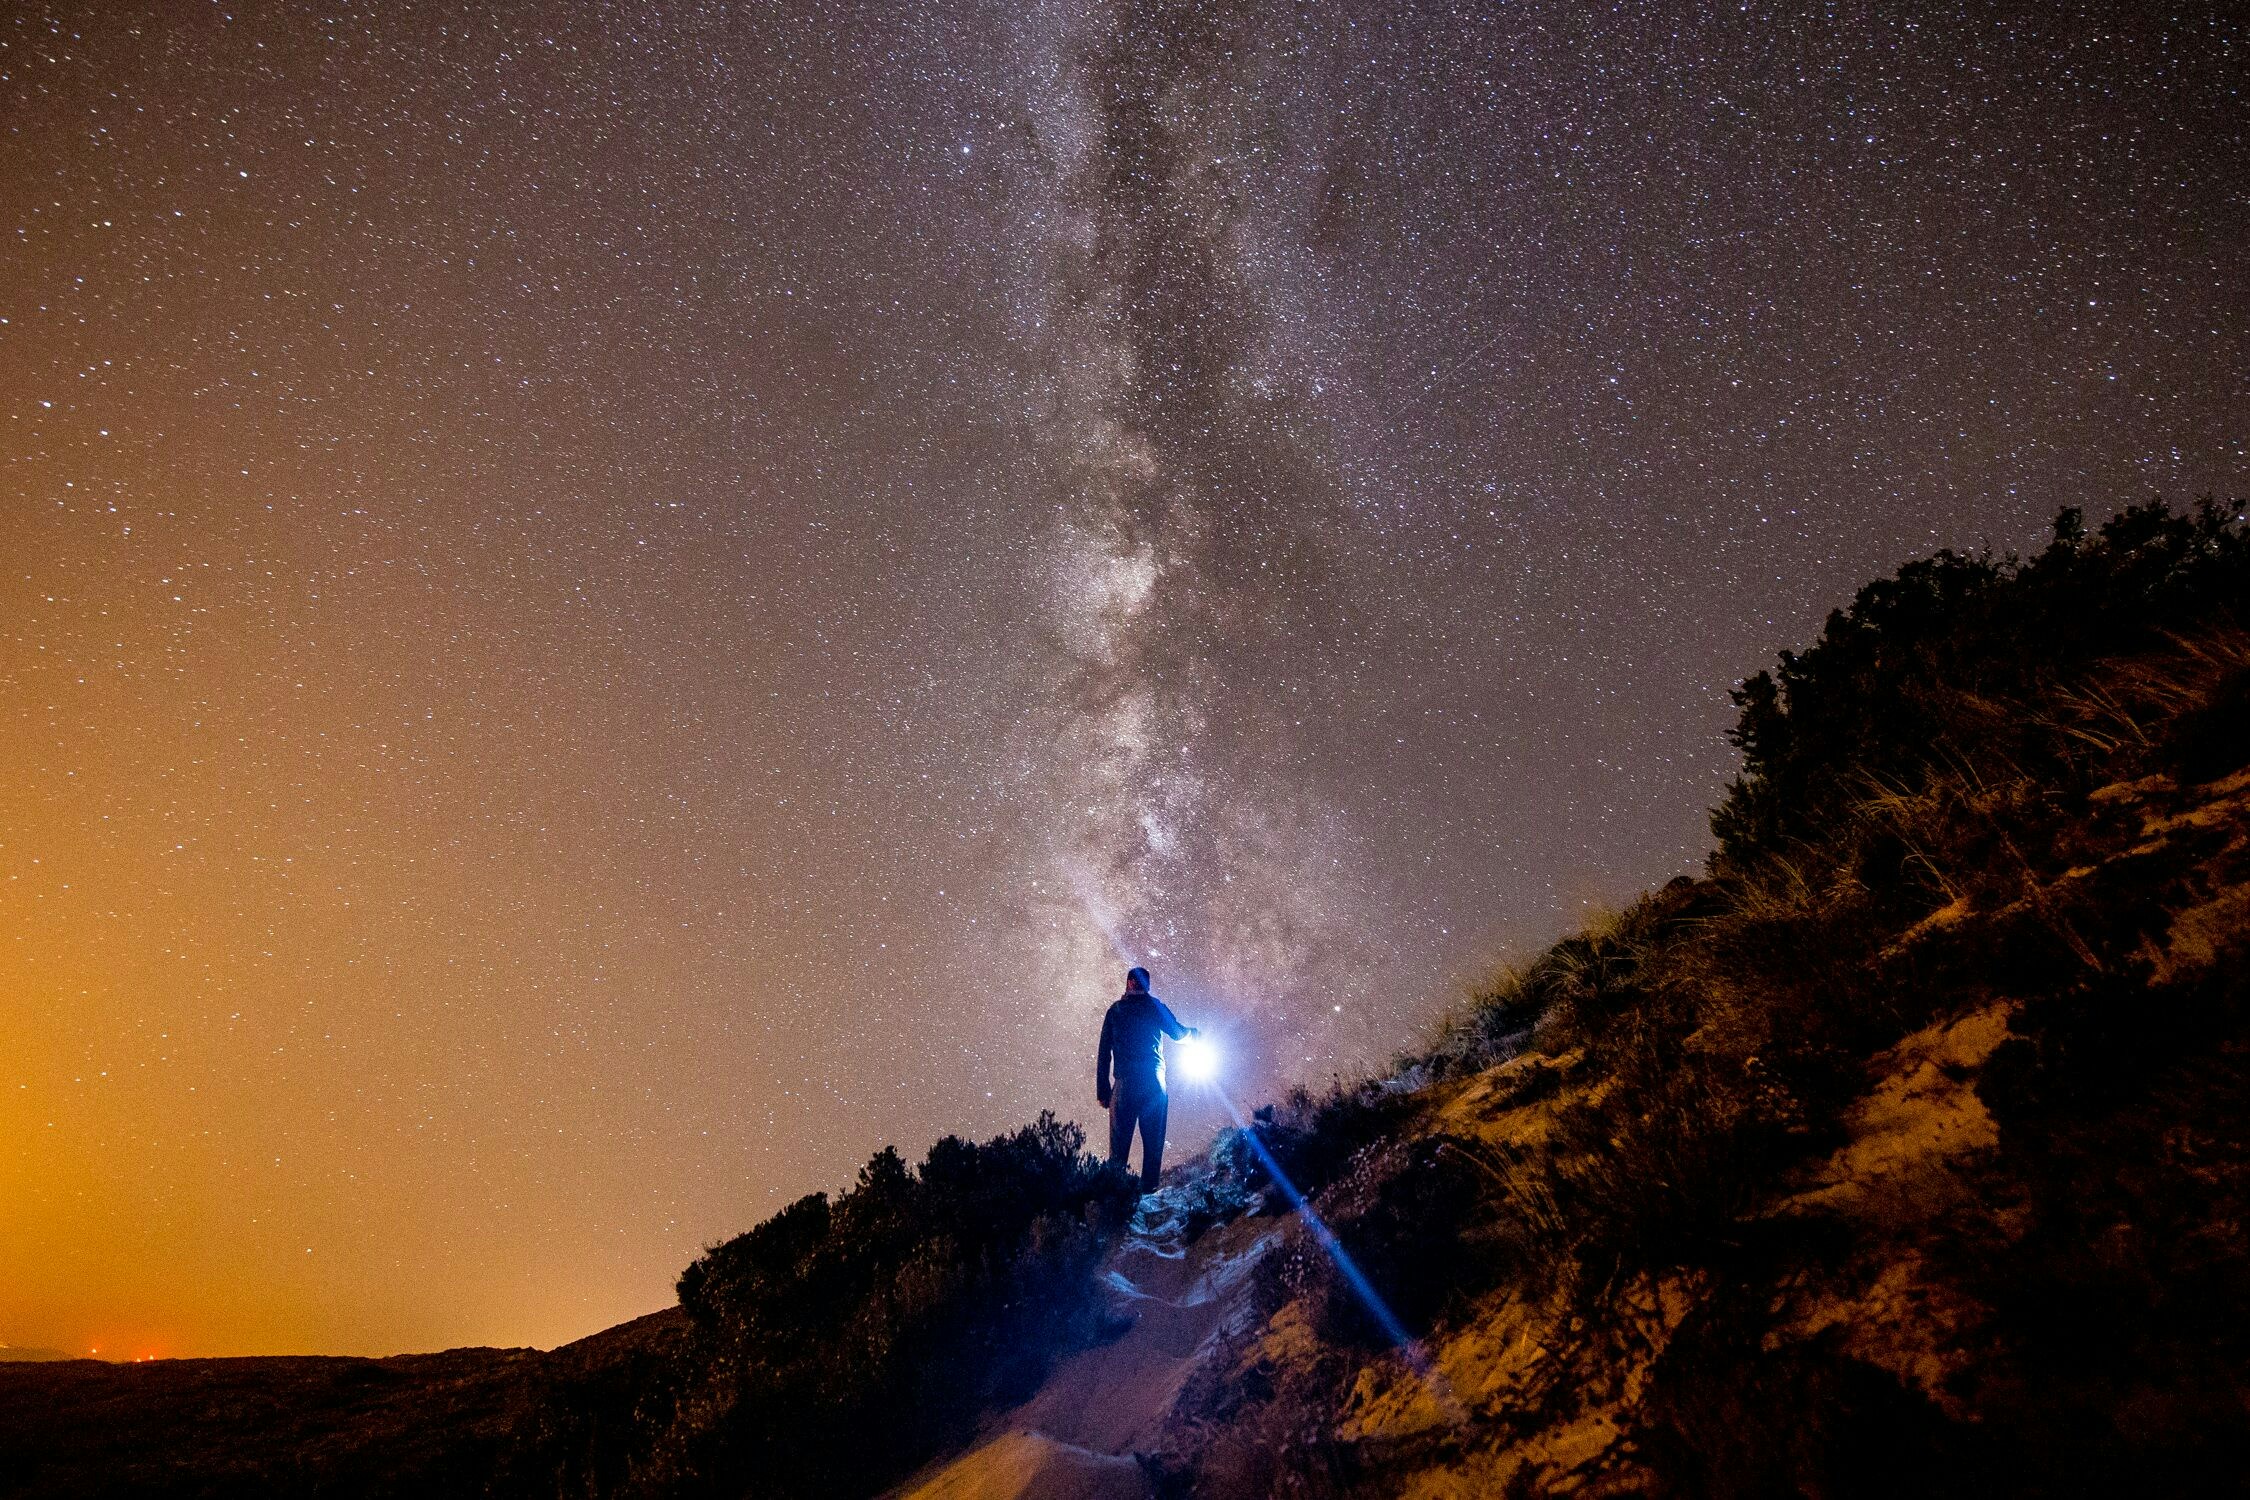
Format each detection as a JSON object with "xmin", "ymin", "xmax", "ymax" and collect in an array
[
  {"xmin": 1123, "ymin": 754, "xmax": 2249, "ymax": 1496},
  {"xmin": 909, "ymin": 501, "xmax": 2250, "ymax": 1497},
  {"xmin": 898, "ymin": 738, "xmax": 2248, "ymax": 1498}
]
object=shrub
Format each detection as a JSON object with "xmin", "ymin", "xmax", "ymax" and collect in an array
[
  {"xmin": 1217, "ymin": 1080, "xmax": 1414, "ymax": 1206},
  {"xmin": 515, "ymin": 1113, "xmax": 1135, "ymax": 1500},
  {"xmin": 1712, "ymin": 501, "xmax": 2249, "ymax": 870}
]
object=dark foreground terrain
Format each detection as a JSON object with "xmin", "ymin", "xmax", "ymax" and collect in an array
[
  {"xmin": 8, "ymin": 502, "xmax": 2247, "ymax": 1498},
  {"xmin": 0, "ymin": 1314, "xmax": 685, "ymax": 1499}
]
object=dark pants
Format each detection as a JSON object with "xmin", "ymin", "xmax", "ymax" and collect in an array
[{"xmin": 1109, "ymin": 1076, "xmax": 1169, "ymax": 1193}]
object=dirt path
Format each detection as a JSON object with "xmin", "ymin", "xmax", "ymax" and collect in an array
[{"xmin": 894, "ymin": 1192, "xmax": 1280, "ymax": 1500}]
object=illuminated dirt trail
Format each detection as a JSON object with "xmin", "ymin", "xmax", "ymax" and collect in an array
[{"xmin": 893, "ymin": 1194, "xmax": 1282, "ymax": 1500}]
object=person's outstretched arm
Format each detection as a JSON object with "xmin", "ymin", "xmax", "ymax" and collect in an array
[
  {"xmin": 1095, "ymin": 1006, "xmax": 1115, "ymax": 1108},
  {"xmin": 1156, "ymin": 998, "xmax": 1194, "ymax": 1040}
]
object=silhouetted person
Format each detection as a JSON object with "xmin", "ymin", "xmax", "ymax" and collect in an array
[{"xmin": 1096, "ymin": 965, "xmax": 1197, "ymax": 1194}]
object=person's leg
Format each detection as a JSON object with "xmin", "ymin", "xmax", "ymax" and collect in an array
[
  {"xmin": 1139, "ymin": 1087, "xmax": 1169, "ymax": 1193},
  {"xmin": 1108, "ymin": 1090, "xmax": 1133, "ymax": 1167}
]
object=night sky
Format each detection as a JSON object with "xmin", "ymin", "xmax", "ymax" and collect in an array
[{"xmin": 3, "ymin": 1, "xmax": 2243, "ymax": 1358}]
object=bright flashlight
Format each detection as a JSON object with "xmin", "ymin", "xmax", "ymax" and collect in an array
[{"xmin": 1175, "ymin": 1035, "xmax": 1218, "ymax": 1084}]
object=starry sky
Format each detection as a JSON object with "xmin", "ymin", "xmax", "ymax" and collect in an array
[{"xmin": 3, "ymin": 0, "xmax": 2243, "ymax": 1358}]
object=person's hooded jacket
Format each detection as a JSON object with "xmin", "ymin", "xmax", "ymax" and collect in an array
[{"xmin": 1096, "ymin": 990, "xmax": 1189, "ymax": 1106}]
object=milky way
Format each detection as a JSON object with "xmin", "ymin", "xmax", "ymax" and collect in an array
[
  {"xmin": 1006, "ymin": 0, "xmax": 1393, "ymax": 1062},
  {"xmin": 2, "ymin": 1, "xmax": 2242, "ymax": 1356}
]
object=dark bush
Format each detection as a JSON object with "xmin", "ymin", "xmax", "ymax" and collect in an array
[
  {"xmin": 1712, "ymin": 500, "xmax": 2249, "ymax": 870},
  {"xmin": 1219, "ymin": 1080, "xmax": 1414, "ymax": 1205},
  {"xmin": 508, "ymin": 1112, "xmax": 1136, "ymax": 1499}
]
